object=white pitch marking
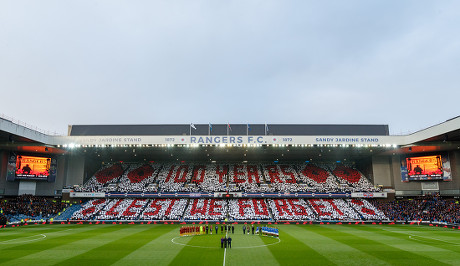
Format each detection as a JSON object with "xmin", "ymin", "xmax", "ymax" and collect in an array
[
  {"xmin": 408, "ymin": 235, "xmax": 460, "ymax": 246},
  {"xmin": 380, "ymin": 228, "xmax": 460, "ymax": 246},
  {"xmin": 0, "ymin": 234, "xmax": 47, "ymax": 244},
  {"xmin": 223, "ymin": 230, "xmax": 227, "ymax": 266}
]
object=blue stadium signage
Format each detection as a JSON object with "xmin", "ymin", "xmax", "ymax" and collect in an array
[{"xmin": 315, "ymin": 137, "xmax": 380, "ymax": 143}]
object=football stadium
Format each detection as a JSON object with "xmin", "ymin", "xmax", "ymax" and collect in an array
[{"xmin": 1, "ymin": 117, "xmax": 460, "ymax": 265}]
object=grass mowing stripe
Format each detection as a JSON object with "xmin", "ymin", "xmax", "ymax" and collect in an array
[
  {"xmin": 315, "ymin": 225, "xmax": 448, "ymax": 266},
  {"xmin": 0, "ymin": 225, "xmax": 95, "ymax": 251},
  {"xmin": 4, "ymin": 225, "xmax": 154, "ymax": 266},
  {"xmin": 346, "ymin": 225, "xmax": 460, "ymax": 264},
  {"xmin": 0, "ymin": 225, "xmax": 77, "ymax": 241},
  {"xmin": 54, "ymin": 225, "xmax": 165, "ymax": 266},
  {"xmin": 169, "ymin": 233, "xmax": 224, "ymax": 266},
  {"xmin": 361, "ymin": 225, "xmax": 460, "ymax": 247},
  {"xmin": 291, "ymin": 225, "xmax": 389, "ymax": 266},
  {"xmin": 2, "ymin": 224, "xmax": 460, "ymax": 265},
  {"xmin": 226, "ymin": 233, "xmax": 279, "ymax": 266},
  {"xmin": 0, "ymin": 225, "xmax": 122, "ymax": 264},
  {"xmin": 262, "ymin": 228, "xmax": 333, "ymax": 266},
  {"xmin": 111, "ymin": 225, "xmax": 190, "ymax": 266}
]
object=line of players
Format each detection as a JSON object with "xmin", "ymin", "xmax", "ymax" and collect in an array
[
  {"xmin": 179, "ymin": 223, "xmax": 275, "ymax": 249},
  {"xmin": 181, "ymin": 223, "xmax": 263, "ymax": 235}
]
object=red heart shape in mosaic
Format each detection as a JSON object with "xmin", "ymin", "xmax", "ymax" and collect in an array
[{"xmin": 127, "ymin": 165, "xmax": 154, "ymax": 183}]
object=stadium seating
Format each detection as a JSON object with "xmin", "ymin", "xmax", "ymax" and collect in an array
[
  {"xmin": 94, "ymin": 199, "xmax": 149, "ymax": 220},
  {"xmin": 77, "ymin": 162, "xmax": 378, "ymax": 193},
  {"xmin": 140, "ymin": 199, "xmax": 188, "ymax": 220},
  {"xmin": 331, "ymin": 164, "xmax": 377, "ymax": 192},
  {"xmin": 261, "ymin": 164, "xmax": 303, "ymax": 192},
  {"xmin": 228, "ymin": 199, "xmax": 271, "ymax": 220},
  {"xmin": 370, "ymin": 195, "xmax": 460, "ymax": 223},
  {"xmin": 64, "ymin": 197, "xmax": 392, "ymax": 222},
  {"xmin": 117, "ymin": 164, "xmax": 159, "ymax": 192},
  {"xmin": 183, "ymin": 199, "xmax": 227, "ymax": 220},
  {"xmin": 298, "ymin": 164, "xmax": 340, "ymax": 192},
  {"xmin": 268, "ymin": 198, "xmax": 317, "ymax": 220},
  {"xmin": 53, "ymin": 204, "xmax": 82, "ymax": 221},
  {"xmin": 347, "ymin": 199, "xmax": 387, "ymax": 220},
  {"xmin": 77, "ymin": 164, "xmax": 126, "ymax": 192},
  {"xmin": 308, "ymin": 199, "xmax": 360, "ymax": 220},
  {"xmin": 7, "ymin": 194, "xmax": 460, "ymax": 224},
  {"xmin": 71, "ymin": 199, "xmax": 108, "ymax": 220},
  {"xmin": 0, "ymin": 195, "xmax": 66, "ymax": 223},
  {"xmin": 8, "ymin": 163, "xmax": 458, "ymax": 224}
]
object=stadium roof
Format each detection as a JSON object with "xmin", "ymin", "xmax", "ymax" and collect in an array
[
  {"xmin": 68, "ymin": 124, "xmax": 390, "ymax": 136},
  {"xmin": 1, "ymin": 117, "xmax": 460, "ymax": 161}
]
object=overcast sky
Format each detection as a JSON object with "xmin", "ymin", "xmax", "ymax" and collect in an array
[{"xmin": 1, "ymin": 0, "xmax": 459, "ymax": 135}]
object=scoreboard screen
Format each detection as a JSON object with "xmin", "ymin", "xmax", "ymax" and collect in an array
[
  {"xmin": 405, "ymin": 155, "xmax": 442, "ymax": 181},
  {"xmin": 15, "ymin": 155, "xmax": 51, "ymax": 180}
]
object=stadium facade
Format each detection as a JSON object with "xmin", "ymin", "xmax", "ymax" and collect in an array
[{"xmin": 1, "ymin": 117, "xmax": 459, "ymax": 200}]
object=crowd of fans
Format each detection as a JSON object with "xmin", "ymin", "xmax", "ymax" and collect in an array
[
  {"xmin": 140, "ymin": 199, "xmax": 187, "ymax": 220},
  {"xmin": 268, "ymin": 198, "xmax": 316, "ymax": 220},
  {"xmin": 72, "ymin": 198, "xmax": 189, "ymax": 221},
  {"xmin": 228, "ymin": 199, "xmax": 272, "ymax": 220},
  {"xmin": 3, "ymin": 194, "xmax": 460, "ymax": 224},
  {"xmin": 67, "ymin": 198, "xmax": 389, "ymax": 221},
  {"xmin": 183, "ymin": 199, "xmax": 227, "ymax": 220},
  {"xmin": 0, "ymin": 195, "xmax": 66, "ymax": 223},
  {"xmin": 308, "ymin": 199, "xmax": 360, "ymax": 220},
  {"xmin": 370, "ymin": 195, "xmax": 460, "ymax": 223},
  {"xmin": 75, "ymin": 162, "xmax": 378, "ymax": 193},
  {"xmin": 117, "ymin": 164, "xmax": 158, "ymax": 192},
  {"xmin": 71, "ymin": 199, "xmax": 107, "ymax": 220},
  {"xmin": 75, "ymin": 164, "xmax": 127, "ymax": 192},
  {"xmin": 298, "ymin": 164, "xmax": 341, "ymax": 192},
  {"xmin": 261, "ymin": 164, "xmax": 303, "ymax": 192},
  {"xmin": 0, "ymin": 214, "xmax": 6, "ymax": 225},
  {"xmin": 94, "ymin": 199, "xmax": 149, "ymax": 220},
  {"xmin": 346, "ymin": 199, "xmax": 387, "ymax": 220},
  {"xmin": 330, "ymin": 165, "xmax": 378, "ymax": 192}
]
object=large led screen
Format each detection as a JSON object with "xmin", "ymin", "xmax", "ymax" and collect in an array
[
  {"xmin": 15, "ymin": 155, "xmax": 51, "ymax": 179},
  {"xmin": 6, "ymin": 153, "xmax": 57, "ymax": 182},
  {"xmin": 401, "ymin": 155, "xmax": 446, "ymax": 181}
]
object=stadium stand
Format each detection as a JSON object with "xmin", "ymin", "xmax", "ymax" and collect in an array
[
  {"xmin": 76, "ymin": 162, "xmax": 378, "ymax": 193},
  {"xmin": 228, "ymin": 199, "xmax": 272, "ymax": 220},
  {"xmin": 53, "ymin": 204, "xmax": 82, "ymax": 221},
  {"xmin": 331, "ymin": 164, "xmax": 377, "ymax": 192},
  {"xmin": 2, "ymin": 163, "xmax": 459, "ymax": 224},
  {"xmin": 0, "ymin": 195, "xmax": 66, "ymax": 223},
  {"xmin": 347, "ymin": 199, "xmax": 387, "ymax": 220},
  {"xmin": 268, "ymin": 198, "xmax": 317, "ymax": 220},
  {"xmin": 370, "ymin": 195, "xmax": 460, "ymax": 223},
  {"xmin": 308, "ymin": 199, "xmax": 360, "ymax": 220},
  {"xmin": 183, "ymin": 199, "xmax": 227, "ymax": 220},
  {"xmin": 140, "ymin": 199, "xmax": 188, "ymax": 220},
  {"xmin": 71, "ymin": 199, "xmax": 108, "ymax": 220},
  {"xmin": 76, "ymin": 164, "xmax": 126, "ymax": 192},
  {"xmin": 298, "ymin": 164, "xmax": 341, "ymax": 192},
  {"xmin": 6, "ymin": 193, "xmax": 460, "ymax": 223},
  {"xmin": 117, "ymin": 164, "xmax": 159, "ymax": 192}
]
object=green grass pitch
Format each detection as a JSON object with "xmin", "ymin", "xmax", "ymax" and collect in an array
[{"xmin": 1, "ymin": 223, "xmax": 460, "ymax": 265}]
